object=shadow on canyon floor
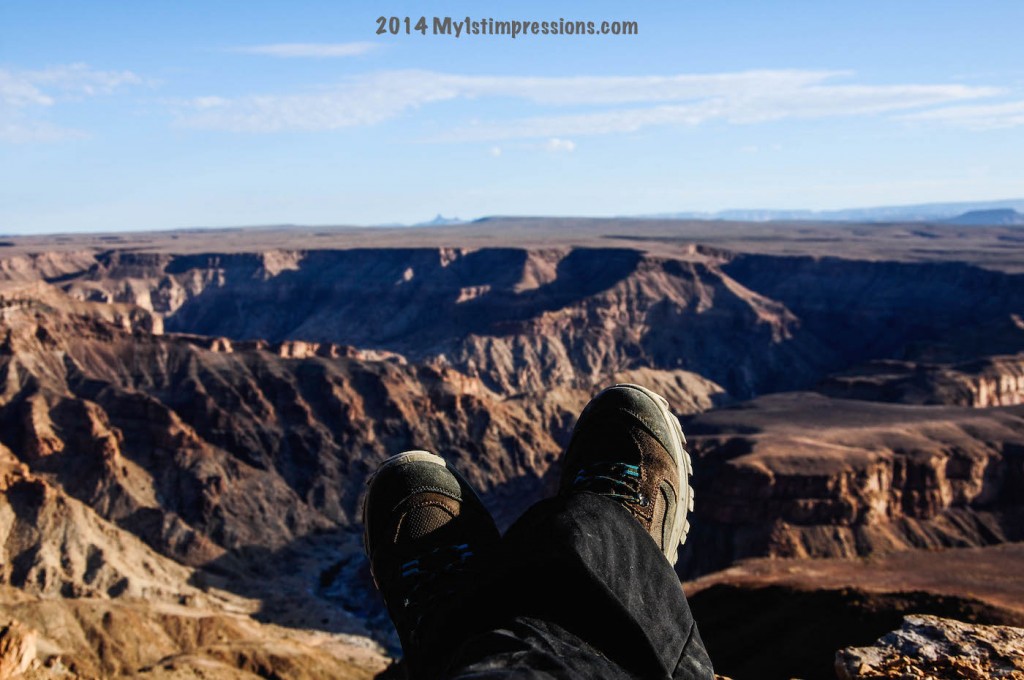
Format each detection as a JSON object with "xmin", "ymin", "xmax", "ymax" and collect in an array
[
  {"xmin": 689, "ymin": 580, "xmax": 1024, "ymax": 680},
  {"xmin": 186, "ymin": 470, "xmax": 563, "ymax": 656}
]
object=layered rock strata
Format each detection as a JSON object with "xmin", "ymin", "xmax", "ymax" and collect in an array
[
  {"xmin": 680, "ymin": 392, "xmax": 1024, "ymax": 576},
  {"xmin": 820, "ymin": 355, "xmax": 1024, "ymax": 407}
]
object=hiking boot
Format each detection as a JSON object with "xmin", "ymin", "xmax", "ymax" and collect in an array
[
  {"xmin": 362, "ymin": 450, "xmax": 499, "ymax": 660},
  {"xmin": 559, "ymin": 383, "xmax": 694, "ymax": 564}
]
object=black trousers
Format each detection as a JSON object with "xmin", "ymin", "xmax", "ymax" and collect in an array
[{"xmin": 416, "ymin": 493, "xmax": 715, "ymax": 679}]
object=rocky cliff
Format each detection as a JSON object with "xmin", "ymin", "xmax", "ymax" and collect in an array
[
  {"xmin": 679, "ymin": 392, "xmax": 1024, "ymax": 576},
  {"xmin": 25, "ymin": 247, "xmax": 1024, "ymax": 399},
  {"xmin": 820, "ymin": 354, "xmax": 1024, "ymax": 407},
  {"xmin": 41, "ymin": 247, "xmax": 820, "ymax": 399}
]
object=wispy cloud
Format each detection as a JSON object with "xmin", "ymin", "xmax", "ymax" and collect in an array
[
  {"xmin": 545, "ymin": 138, "xmax": 576, "ymax": 153},
  {"xmin": 442, "ymin": 83, "xmax": 1002, "ymax": 141},
  {"xmin": 230, "ymin": 42, "xmax": 378, "ymax": 58},
  {"xmin": 0, "ymin": 63, "xmax": 142, "ymax": 143},
  {"xmin": 900, "ymin": 100, "xmax": 1024, "ymax": 129},
  {"xmin": 0, "ymin": 121, "xmax": 89, "ymax": 143},
  {"xmin": 0, "ymin": 74, "xmax": 54, "ymax": 108},
  {"xmin": 1, "ymin": 63, "xmax": 141, "ymax": 107},
  {"xmin": 174, "ymin": 69, "xmax": 1003, "ymax": 139},
  {"xmin": 24, "ymin": 63, "xmax": 142, "ymax": 97}
]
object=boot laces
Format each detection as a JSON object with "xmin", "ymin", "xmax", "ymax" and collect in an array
[
  {"xmin": 396, "ymin": 542, "xmax": 476, "ymax": 615},
  {"xmin": 570, "ymin": 461, "xmax": 646, "ymax": 506}
]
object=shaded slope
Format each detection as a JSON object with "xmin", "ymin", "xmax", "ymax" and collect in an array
[
  {"xmin": 56, "ymin": 248, "xmax": 833, "ymax": 398},
  {"xmin": 0, "ymin": 286, "xmax": 574, "ymax": 565},
  {"xmin": 721, "ymin": 254, "xmax": 1024, "ymax": 366},
  {"xmin": 685, "ymin": 544, "xmax": 1024, "ymax": 680},
  {"xmin": 42, "ymin": 246, "xmax": 1024, "ymax": 401}
]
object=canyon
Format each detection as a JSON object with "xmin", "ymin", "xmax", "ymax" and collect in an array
[{"xmin": 1, "ymin": 219, "xmax": 1022, "ymax": 678}]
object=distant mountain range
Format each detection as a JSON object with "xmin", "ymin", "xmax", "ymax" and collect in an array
[
  {"xmin": 415, "ymin": 214, "xmax": 464, "ymax": 226},
  {"xmin": 942, "ymin": 209, "xmax": 1024, "ymax": 226},
  {"xmin": 403, "ymin": 201, "xmax": 1024, "ymax": 229},
  {"xmin": 640, "ymin": 199, "xmax": 1024, "ymax": 224}
]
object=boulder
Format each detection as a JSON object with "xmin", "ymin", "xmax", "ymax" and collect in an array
[{"xmin": 836, "ymin": 614, "xmax": 1024, "ymax": 679}]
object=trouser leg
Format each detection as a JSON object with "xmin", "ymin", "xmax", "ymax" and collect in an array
[{"xmin": 441, "ymin": 493, "xmax": 715, "ymax": 679}]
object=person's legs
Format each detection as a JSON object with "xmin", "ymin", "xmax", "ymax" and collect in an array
[
  {"xmin": 443, "ymin": 384, "xmax": 714, "ymax": 679},
  {"xmin": 361, "ymin": 450, "xmax": 500, "ymax": 678},
  {"xmin": 362, "ymin": 385, "xmax": 715, "ymax": 679},
  {"xmin": 445, "ymin": 492, "xmax": 714, "ymax": 679}
]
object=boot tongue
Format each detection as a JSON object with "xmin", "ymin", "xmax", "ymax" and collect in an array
[{"xmin": 398, "ymin": 504, "xmax": 458, "ymax": 542}]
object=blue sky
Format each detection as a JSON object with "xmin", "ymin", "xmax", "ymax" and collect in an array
[{"xmin": 2, "ymin": 1, "xmax": 1023, "ymax": 233}]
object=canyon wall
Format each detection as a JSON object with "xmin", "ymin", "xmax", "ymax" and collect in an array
[
  {"xmin": 3, "ymin": 242, "xmax": 1024, "ymax": 675},
  {"xmin": 679, "ymin": 392, "xmax": 1024, "ymax": 576}
]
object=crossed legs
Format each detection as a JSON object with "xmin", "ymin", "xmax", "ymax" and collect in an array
[{"xmin": 361, "ymin": 385, "xmax": 715, "ymax": 679}]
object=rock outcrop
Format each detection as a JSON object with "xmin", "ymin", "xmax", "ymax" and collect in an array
[
  {"xmin": 0, "ymin": 619, "xmax": 35, "ymax": 679},
  {"xmin": 836, "ymin": 615, "xmax": 1024, "ymax": 679}
]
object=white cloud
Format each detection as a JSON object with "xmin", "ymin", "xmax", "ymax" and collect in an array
[
  {"xmin": 900, "ymin": 100, "xmax": 1024, "ymax": 129},
  {"xmin": 0, "ymin": 121, "xmax": 88, "ymax": 143},
  {"xmin": 440, "ymin": 83, "xmax": 1003, "ymax": 142},
  {"xmin": 192, "ymin": 96, "xmax": 230, "ymax": 109},
  {"xmin": 545, "ymin": 138, "xmax": 576, "ymax": 153},
  {"xmin": 489, "ymin": 146, "xmax": 502, "ymax": 157},
  {"xmin": 0, "ymin": 74, "xmax": 53, "ymax": 108},
  {"xmin": 179, "ymin": 70, "xmax": 460, "ymax": 132},
  {"xmin": 174, "ymin": 69, "xmax": 1004, "ymax": 140},
  {"xmin": 0, "ymin": 63, "xmax": 142, "ymax": 143},
  {"xmin": 25, "ymin": 63, "xmax": 142, "ymax": 97},
  {"xmin": 230, "ymin": 42, "xmax": 378, "ymax": 58},
  {"xmin": 425, "ymin": 69, "xmax": 842, "ymax": 106}
]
